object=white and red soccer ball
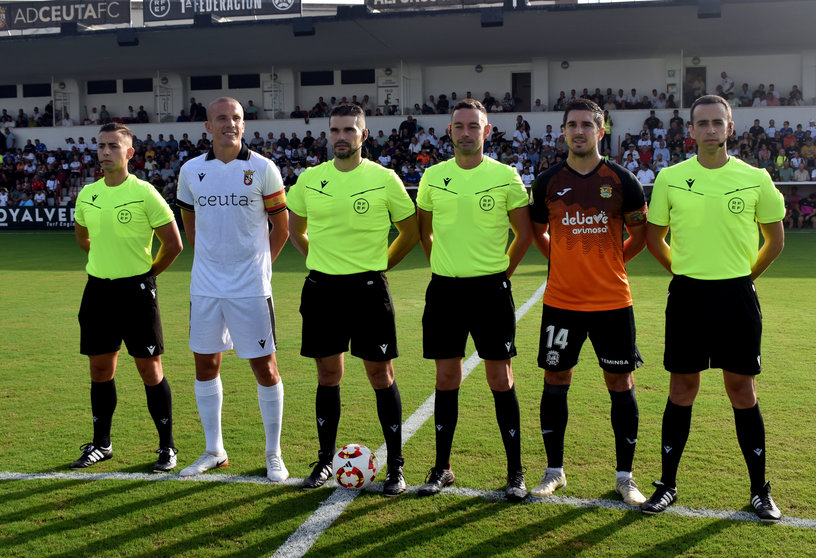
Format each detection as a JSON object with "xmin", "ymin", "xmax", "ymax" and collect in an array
[{"xmin": 333, "ymin": 444, "xmax": 378, "ymax": 489}]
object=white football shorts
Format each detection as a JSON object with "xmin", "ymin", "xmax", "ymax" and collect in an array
[{"xmin": 189, "ymin": 295, "xmax": 277, "ymax": 359}]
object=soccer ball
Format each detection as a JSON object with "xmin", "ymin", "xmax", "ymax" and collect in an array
[{"xmin": 332, "ymin": 444, "xmax": 378, "ymax": 489}]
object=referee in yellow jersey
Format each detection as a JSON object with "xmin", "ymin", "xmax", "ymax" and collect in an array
[
  {"xmin": 288, "ymin": 104, "xmax": 419, "ymax": 496},
  {"xmin": 415, "ymin": 99, "xmax": 532, "ymax": 501},
  {"xmin": 72, "ymin": 123, "xmax": 183, "ymax": 472},
  {"xmin": 642, "ymin": 95, "xmax": 785, "ymax": 521}
]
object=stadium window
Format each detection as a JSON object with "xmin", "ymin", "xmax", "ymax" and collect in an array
[
  {"xmin": 190, "ymin": 75, "xmax": 223, "ymax": 90},
  {"xmin": 340, "ymin": 69, "xmax": 375, "ymax": 85},
  {"xmin": 228, "ymin": 74, "xmax": 261, "ymax": 89},
  {"xmin": 87, "ymin": 80, "xmax": 118, "ymax": 95},
  {"xmin": 22, "ymin": 83, "xmax": 51, "ymax": 97},
  {"xmin": 123, "ymin": 78, "xmax": 154, "ymax": 93},
  {"xmin": 300, "ymin": 71, "xmax": 334, "ymax": 87},
  {"xmin": 0, "ymin": 84, "xmax": 17, "ymax": 99}
]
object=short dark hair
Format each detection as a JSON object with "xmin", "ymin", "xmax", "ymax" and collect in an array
[
  {"xmin": 690, "ymin": 94, "xmax": 731, "ymax": 124},
  {"xmin": 451, "ymin": 99, "xmax": 487, "ymax": 121},
  {"xmin": 562, "ymin": 99, "xmax": 603, "ymax": 129},
  {"xmin": 99, "ymin": 122, "xmax": 133, "ymax": 142},
  {"xmin": 330, "ymin": 103, "xmax": 365, "ymax": 126}
]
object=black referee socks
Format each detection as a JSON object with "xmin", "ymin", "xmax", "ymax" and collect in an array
[
  {"xmin": 145, "ymin": 377, "xmax": 174, "ymax": 449},
  {"xmin": 91, "ymin": 379, "xmax": 117, "ymax": 448}
]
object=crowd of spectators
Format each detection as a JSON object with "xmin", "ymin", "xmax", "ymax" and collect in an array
[
  {"xmin": 2, "ymin": 74, "xmax": 807, "ymax": 130},
  {"xmin": 3, "ymin": 97, "xmax": 816, "ymax": 230}
]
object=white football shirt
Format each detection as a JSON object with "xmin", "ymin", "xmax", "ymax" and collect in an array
[{"xmin": 177, "ymin": 145, "xmax": 285, "ymax": 298}]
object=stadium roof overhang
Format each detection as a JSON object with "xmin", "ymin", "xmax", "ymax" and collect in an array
[{"xmin": 1, "ymin": 0, "xmax": 812, "ymax": 81}]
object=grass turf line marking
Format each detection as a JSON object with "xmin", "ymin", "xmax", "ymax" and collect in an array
[
  {"xmin": 2, "ymin": 471, "xmax": 813, "ymax": 530},
  {"xmin": 270, "ymin": 280, "xmax": 549, "ymax": 558}
]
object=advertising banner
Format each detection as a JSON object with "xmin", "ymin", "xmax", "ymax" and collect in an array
[
  {"xmin": 0, "ymin": 1, "xmax": 130, "ymax": 30},
  {"xmin": 144, "ymin": 0, "xmax": 299, "ymax": 22},
  {"xmin": 0, "ymin": 206, "xmax": 76, "ymax": 230}
]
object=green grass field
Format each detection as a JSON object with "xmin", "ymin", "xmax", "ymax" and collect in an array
[{"xmin": 1, "ymin": 230, "xmax": 815, "ymax": 557}]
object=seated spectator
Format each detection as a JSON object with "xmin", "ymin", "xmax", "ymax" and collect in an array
[
  {"xmin": 777, "ymin": 160, "xmax": 794, "ymax": 182},
  {"xmin": 738, "ymin": 83, "xmax": 752, "ymax": 106},
  {"xmin": 360, "ymin": 95, "xmax": 375, "ymax": 116},
  {"xmin": 623, "ymin": 153, "xmax": 639, "ymax": 172},
  {"xmin": 436, "ymin": 94, "xmax": 450, "ymax": 114},
  {"xmin": 99, "ymin": 105, "xmax": 112, "ymax": 124},
  {"xmin": 636, "ymin": 161, "xmax": 655, "ymax": 184},
  {"xmin": 801, "ymin": 193, "xmax": 816, "ymax": 228},
  {"xmin": 553, "ymin": 92, "xmax": 567, "ymax": 111},
  {"xmin": 500, "ymin": 92, "xmax": 515, "ymax": 112},
  {"xmin": 18, "ymin": 192, "xmax": 34, "ymax": 207},
  {"xmin": 726, "ymin": 92, "xmax": 740, "ymax": 108},
  {"xmin": 61, "ymin": 112, "xmax": 75, "ymax": 126},
  {"xmin": 249, "ymin": 131, "xmax": 264, "ymax": 149},
  {"xmin": 245, "ymin": 100, "xmax": 259, "ymax": 120},
  {"xmin": 402, "ymin": 166, "xmax": 422, "ymax": 188},
  {"xmin": 16, "ymin": 109, "xmax": 29, "ymax": 127},
  {"xmin": 793, "ymin": 162, "xmax": 810, "ymax": 182},
  {"xmin": 137, "ymin": 105, "xmax": 149, "ymax": 123},
  {"xmin": 785, "ymin": 186, "xmax": 802, "ymax": 228},
  {"xmin": 29, "ymin": 107, "xmax": 43, "ymax": 126},
  {"xmin": 120, "ymin": 105, "xmax": 136, "ymax": 123}
]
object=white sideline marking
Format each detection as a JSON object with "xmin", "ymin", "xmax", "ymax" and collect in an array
[
  {"xmin": 272, "ymin": 281, "xmax": 547, "ymax": 557},
  {"xmin": 1, "ymin": 471, "xmax": 814, "ymax": 530}
]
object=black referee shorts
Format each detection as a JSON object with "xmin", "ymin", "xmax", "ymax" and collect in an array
[
  {"xmin": 78, "ymin": 272, "xmax": 164, "ymax": 358},
  {"xmin": 299, "ymin": 270, "xmax": 398, "ymax": 362},
  {"xmin": 422, "ymin": 272, "xmax": 516, "ymax": 361},
  {"xmin": 664, "ymin": 275, "xmax": 762, "ymax": 375}
]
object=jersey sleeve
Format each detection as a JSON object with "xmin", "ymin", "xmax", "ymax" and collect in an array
[
  {"xmin": 74, "ymin": 188, "xmax": 88, "ymax": 226},
  {"xmin": 415, "ymin": 170, "xmax": 433, "ymax": 212},
  {"xmin": 143, "ymin": 182, "xmax": 175, "ymax": 228},
  {"xmin": 506, "ymin": 166, "xmax": 530, "ymax": 211},
  {"xmin": 528, "ymin": 173, "xmax": 550, "ymax": 224},
  {"xmin": 176, "ymin": 164, "xmax": 194, "ymax": 212},
  {"xmin": 286, "ymin": 170, "xmax": 307, "ymax": 217},
  {"xmin": 647, "ymin": 171, "xmax": 670, "ymax": 227},
  {"xmin": 755, "ymin": 172, "xmax": 786, "ymax": 224},
  {"xmin": 619, "ymin": 167, "xmax": 648, "ymax": 225},
  {"xmin": 386, "ymin": 168, "xmax": 416, "ymax": 222},
  {"xmin": 262, "ymin": 160, "xmax": 286, "ymax": 215}
]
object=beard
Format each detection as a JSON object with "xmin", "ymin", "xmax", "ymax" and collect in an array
[{"xmin": 333, "ymin": 142, "xmax": 360, "ymax": 159}]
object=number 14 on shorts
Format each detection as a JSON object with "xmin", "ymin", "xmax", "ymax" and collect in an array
[{"xmin": 544, "ymin": 325, "xmax": 569, "ymax": 349}]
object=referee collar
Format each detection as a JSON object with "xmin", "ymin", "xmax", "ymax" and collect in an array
[{"xmin": 205, "ymin": 143, "xmax": 251, "ymax": 162}]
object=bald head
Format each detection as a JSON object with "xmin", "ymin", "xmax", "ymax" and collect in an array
[{"xmin": 207, "ymin": 97, "xmax": 243, "ymax": 121}]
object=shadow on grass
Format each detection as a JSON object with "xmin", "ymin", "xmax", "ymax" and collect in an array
[
  {"xmin": 306, "ymin": 494, "xmax": 597, "ymax": 557},
  {"xmin": 461, "ymin": 506, "xmax": 644, "ymax": 557},
  {"xmin": 4, "ymin": 480, "xmax": 218, "ymax": 553},
  {"xmin": 627, "ymin": 517, "xmax": 735, "ymax": 557},
  {"xmin": 0, "ymin": 478, "xmax": 149, "ymax": 525},
  {"xmin": 0, "ymin": 478, "xmax": 88, "ymax": 507},
  {"xmin": 119, "ymin": 486, "xmax": 320, "ymax": 558}
]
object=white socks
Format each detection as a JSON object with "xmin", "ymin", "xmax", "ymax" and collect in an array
[
  {"xmin": 195, "ymin": 377, "xmax": 225, "ymax": 456},
  {"xmin": 257, "ymin": 381, "xmax": 284, "ymax": 454}
]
